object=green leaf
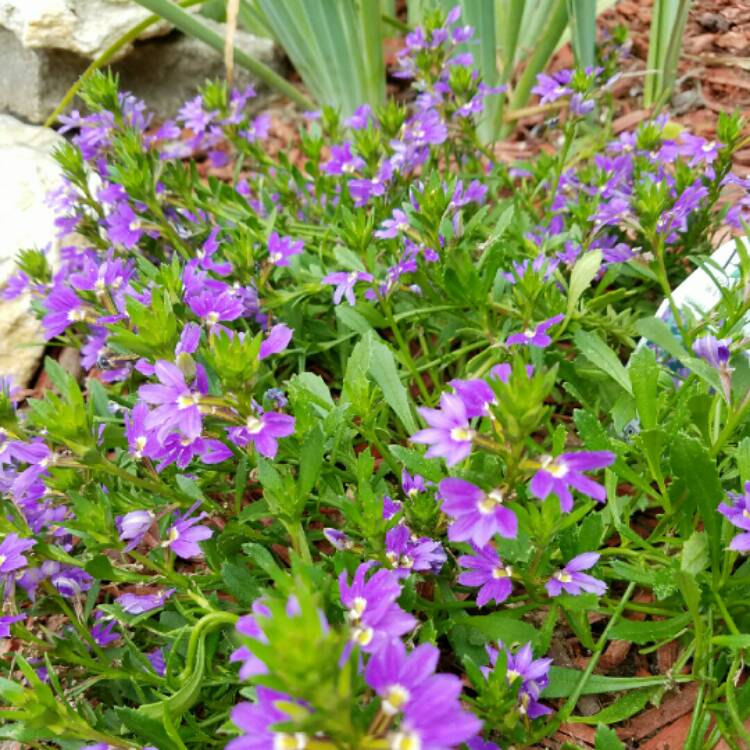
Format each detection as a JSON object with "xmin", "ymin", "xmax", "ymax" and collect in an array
[
  {"xmin": 573, "ymin": 329, "xmax": 632, "ymax": 395},
  {"xmin": 221, "ymin": 561, "xmax": 259, "ymax": 606},
  {"xmin": 567, "ymin": 249, "xmax": 602, "ymax": 318},
  {"xmin": 116, "ymin": 706, "xmax": 182, "ymax": 750},
  {"xmin": 712, "ymin": 634, "xmax": 750, "ymax": 649},
  {"xmin": 544, "ymin": 667, "xmax": 672, "ymax": 698},
  {"xmin": 388, "ymin": 444, "xmax": 444, "ymax": 484},
  {"xmin": 635, "ymin": 317, "xmax": 722, "ymax": 391},
  {"xmin": 681, "ymin": 531, "xmax": 709, "ymax": 575},
  {"xmin": 368, "ymin": 333, "xmax": 418, "ymax": 433},
  {"xmin": 607, "ymin": 612, "xmax": 691, "ymax": 644},
  {"xmin": 297, "ymin": 424, "xmax": 325, "ymax": 501},
  {"xmin": 670, "ymin": 433, "xmax": 723, "ymax": 574},
  {"xmin": 594, "ymin": 724, "xmax": 627, "ymax": 749},
  {"xmin": 458, "ymin": 612, "xmax": 539, "ymax": 648},
  {"xmin": 628, "ymin": 345, "xmax": 659, "ymax": 430}
]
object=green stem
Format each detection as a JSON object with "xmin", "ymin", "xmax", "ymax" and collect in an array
[
  {"xmin": 555, "ymin": 582, "xmax": 637, "ymax": 725},
  {"xmin": 44, "ymin": 0, "xmax": 202, "ymax": 127},
  {"xmin": 180, "ymin": 611, "xmax": 237, "ymax": 682}
]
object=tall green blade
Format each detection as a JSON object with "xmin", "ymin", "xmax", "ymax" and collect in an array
[
  {"xmin": 567, "ymin": 0, "xmax": 597, "ymax": 70},
  {"xmin": 131, "ymin": 0, "xmax": 312, "ymax": 109}
]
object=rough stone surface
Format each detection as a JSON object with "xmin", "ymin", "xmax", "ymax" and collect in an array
[
  {"xmin": 0, "ymin": 19, "xmax": 279, "ymax": 123},
  {"xmin": 0, "ymin": 0, "xmax": 170, "ymax": 59},
  {"xmin": 0, "ymin": 115, "xmax": 64, "ymax": 386}
]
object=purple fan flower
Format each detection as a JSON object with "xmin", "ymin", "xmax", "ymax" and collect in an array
[
  {"xmin": 411, "ymin": 392, "xmax": 475, "ymax": 466},
  {"xmin": 385, "ymin": 524, "xmax": 446, "ymax": 576},
  {"xmin": 42, "ymin": 286, "xmax": 88, "ymax": 340},
  {"xmin": 0, "ymin": 533, "xmax": 35, "ymax": 573},
  {"xmin": 228, "ymin": 687, "xmax": 302, "ymax": 750},
  {"xmin": 322, "ymin": 270, "xmax": 373, "ymax": 305},
  {"xmin": 396, "ymin": 674, "xmax": 482, "ymax": 750},
  {"xmin": 116, "ymin": 509, "xmax": 154, "ymax": 552},
  {"xmin": 401, "ymin": 470, "xmax": 427, "ymax": 497},
  {"xmin": 339, "ymin": 562, "xmax": 416, "ymax": 652},
  {"xmin": 438, "ymin": 478, "xmax": 517, "ymax": 546},
  {"xmin": 693, "ymin": 334, "xmax": 731, "ymax": 369},
  {"xmin": 226, "ymin": 409, "xmax": 295, "ymax": 459},
  {"xmin": 323, "ymin": 528, "xmax": 353, "ymax": 551},
  {"xmin": 483, "ymin": 642, "xmax": 552, "ymax": 719},
  {"xmin": 155, "ymin": 434, "xmax": 232, "ymax": 471},
  {"xmin": 267, "ymin": 232, "xmax": 304, "ymax": 267},
  {"xmin": 138, "ymin": 361, "xmax": 206, "ymax": 441},
  {"xmin": 231, "ymin": 600, "xmax": 272, "ymax": 679},
  {"xmin": 467, "ymin": 738, "xmax": 502, "ymax": 750},
  {"xmin": 375, "ymin": 209, "xmax": 410, "ymax": 239},
  {"xmin": 365, "ymin": 638, "xmax": 438, "ymax": 716},
  {"xmin": 165, "ymin": 503, "xmax": 212, "ymax": 559},
  {"xmin": 187, "ymin": 290, "xmax": 244, "ymax": 328},
  {"xmin": 91, "ymin": 611, "xmax": 119, "ymax": 647},
  {"xmin": 106, "ymin": 202, "xmax": 145, "ymax": 248},
  {"xmin": 147, "ymin": 648, "xmax": 166, "ymax": 676},
  {"xmin": 116, "ymin": 588, "xmax": 175, "ymax": 614},
  {"xmin": 530, "ymin": 451, "xmax": 614, "ymax": 512},
  {"xmin": 0, "ymin": 615, "xmax": 23, "ymax": 638},
  {"xmin": 383, "ymin": 496, "xmax": 403, "ymax": 520},
  {"xmin": 450, "ymin": 378, "xmax": 495, "ymax": 418},
  {"xmin": 124, "ymin": 403, "xmax": 157, "ymax": 460},
  {"xmin": 718, "ymin": 483, "xmax": 750, "ymax": 552},
  {"xmin": 457, "ymin": 544, "xmax": 513, "ymax": 607},
  {"xmin": 506, "ymin": 314, "xmax": 564, "ymax": 348},
  {"xmin": 258, "ymin": 324, "xmax": 293, "ymax": 360},
  {"xmin": 545, "ymin": 552, "xmax": 606, "ymax": 597},
  {"xmin": 323, "ymin": 142, "xmax": 365, "ymax": 175},
  {"xmin": 532, "ymin": 71, "xmax": 573, "ymax": 103}
]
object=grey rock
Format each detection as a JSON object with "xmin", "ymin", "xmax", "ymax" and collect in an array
[
  {"xmin": 0, "ymin": 115, "xmax": 65, "ymax": 387},
  {"xmin": 0, "ymin": 19, "xmax": 279, "ymax": 124},
  {"xmin": 0, "ymin": 0, "xmax": 170, "ymax": 59}
]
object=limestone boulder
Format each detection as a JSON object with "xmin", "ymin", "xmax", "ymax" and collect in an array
[
  {"xmin": 0, "ymin": 0, "xmax": 170, "ymax": 60},
  {"xmin": 0, "ymin": 115, "xmax": 64, "ymax": 386}
]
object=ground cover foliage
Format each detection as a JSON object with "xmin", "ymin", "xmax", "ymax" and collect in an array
[{"xmin": 4, "ymin": 7, "xmax": 750, "ymax": 750}]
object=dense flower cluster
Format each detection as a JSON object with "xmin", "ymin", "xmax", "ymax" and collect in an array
[{"xmin": 1, "ymin": 4, "xmax": 749, "ymax": 750}]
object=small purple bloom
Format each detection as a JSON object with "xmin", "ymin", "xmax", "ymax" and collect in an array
[
  {"xmin": 545, "ymin": 552, "xmax": 607, "ymax": 597},
  {"xmin": 532, "ymin": 70, "xmax": 573, "ymax": 103},
  {"xmin": 267, "ymin": 232, "xmax": 304, "ymax": 267},
  {"xmin": 365, "ymin": 638, "xmax": 438, "ymax": 716},
  {"xmin": 116, "ymin": 588, "xmax": 175, "ymax": 614},
  {"xmin": 147, "ymin": 648, "xmax": 166, "ymax": 676},
  {"xmin": 165, "ymin": 503, "xmax": 212, "ymax": 559},
  {"xmin": 375, "ymin": 209, "xmax": 411, "ymax": 239},
  {"xmin": 385, "ymin": 525, "xmax": 446, "ymax": 576},
  {"xmin": 258, "ymin": 324, "xmax": 293, "ymax": 360},
  {"xmin": 91, "ymin": 610, "xmax": 119, "ymax": 647},
  {"xmin": 0, "ymin": 615, "xmax": 23, "ymax": 637},
  {"xmin": 0, "ymin": 533, "xmax": 35, "ymax": 573},
  {"xmin": 529, "ymin": 451, "xmax": 615, "ymax": 512},
  {"xmin": 411, "ymin": 392, "xmax": 475, "ymax": 466},
  {"xmin": 449, "ymin": 378, "xmax": 495, "ymax": 418},
  {"xmin": 401, "ymin": 470, "xmax": 427, "ymax": 497},
  {"xmin": 106, "ymin": 202, "xmax": 145, "ymax": 248},
  {"xmin": 138, "ymin": 361, "xmax": 206, "ymax": 441},
  {"xmin": 227, "ymin": 409, "xmax": 295, "ymax": 459},
  {"xmin": 231, "ymin": 600, "xmax": 272, "ymax": 679},
  {"xmin": 116, "ymin": 509, "xmax": 154, "ymax": 552},
  {"xmin": 339, "ymin": 562, "xmax": 416, "ymax": 652},
  {"xmin": 323, "ymin": 142, "xmax": 365, "ymax": 175},
  {"xmin": 439, "ymin": 478, "xmax": 517, "ymax": 546},
  {"xmin": 693, "ymin": 334, "xmax": 731, "ymax": 369},
  {"xmin": 457, "ymin": 544, "xmax": 513, "ymax": 607},
  {"xmin": 506, "ymin": 314, "xmax": 564, "ymax": 348},
  {"xmin": 484, "ymin": 642, "xmax": 552, "ymax": 719},
  {"xmin": 188, "ymin": 290, "xmax": 244, "ymax": 328},
  {"xmin": 42, "ymin": 286, "xmax": 88, "ymax": 340},
  {"xmin": 719, "ymin": 483, "xmax": 750, "ymax": 552},
  {"xmin": 322, "ymin": 270, "xmax": 374, "ymax": 305}
]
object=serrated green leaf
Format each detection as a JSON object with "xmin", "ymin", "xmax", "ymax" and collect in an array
[{"xmin": 573, "ymin": 329, "xmax": 632, "ymax": 395}]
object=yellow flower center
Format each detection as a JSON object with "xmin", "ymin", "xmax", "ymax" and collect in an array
[
  {"xmin": 177, "ymin": 392, "xmax": 200, "ymax": 409},
  {"xmin": 273, "ymin": 733, "xmax": 308, "ymax": 750},
  {"xmin": 390, "ymin": 731, "xmax": 421, "ymax": 750},
  {"xmin": 478, "ymin": 489, "xmax": 503, "ymax": 514},
  {"xmin": 383, "ymin": 684, "xmax": 410, "ymax": 716},
  {"xmin": 450, "ymin": 427, "xmax": 475, "ymax": 442},
  {"xmin": 245, "ymin": 416, "xmax": 264, "ymax": 434},
  {"xmin": 492, "ymin": 565, "xmax": 512, "ymax": 580}
]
